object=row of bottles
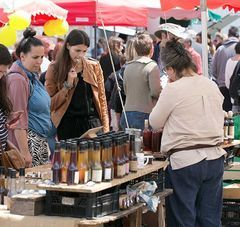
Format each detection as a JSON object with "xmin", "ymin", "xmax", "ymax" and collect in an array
[
  {"xmin": 52, "ymin": 133, "xmax": 139, "ymax": 185},
  {"xmin": 143, "ymin": 120, "xmax": 162, "ymax": 152},
  {"xmin": 0, "ymin": 166, "xmax": 25, "ymax": 206},
  {"xmin": 224, "ymin": 111, "xmax": 235, "ymax": 144}
]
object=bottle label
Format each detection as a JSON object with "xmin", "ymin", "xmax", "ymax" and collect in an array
[
  {"xmin": 61, "ymin": 168, "xmax": 67, "ymax": 183},
  {"xmin": 117, "ymin": 165, "xmax": 125, "ymax": 177},
  {"xmin": 92, "ymin": 169, "xmax": 102, "ymax": 182},
  {"xmin": 228, "ymin": 126, "xmax": 234, "ymax": 139},
  {"xmin": 84, "ymin": 171, "xmax": 89, "ymax": 184},
  {"xmin": 88, "ymin": 169, "xmax": 92, "ymax": 181},
  {"xmin": 224, "ymin": 126, "xmax": 228, "ymax": 138},
  {"xmin": 74, "ymin": 171, "xmax": 79, "ymax": 184},
  {"xmin": 125, "ymin": 162, "xmax": 129, "ymax": 174},
  {"xmin": 130, "ymin": 160, "xmax": 138, "ymax": 172},
  {"xmin": 104, "ymin": 168, "xmax": 112, "ymax": 180}
]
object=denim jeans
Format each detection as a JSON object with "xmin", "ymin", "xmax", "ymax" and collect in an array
[
  {"xmin": 165, "ymin": 156, "xmax": 224, "ymax": 227},
  {"xmin": 120, "ymin": 111, "xmax": 149, "ymax": 131}
]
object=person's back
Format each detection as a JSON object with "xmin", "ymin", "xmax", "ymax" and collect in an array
[
  {"xmin": 124, "ymin": 57, "xmax": 161, "ymax": 113},
  {"xmin": 158, "ymin": 76, "xmax": 223, "ymax": 153},
  {"xmin": 120, "ymin": 34, "xmax": 161, "ymax": 130},
  {"xmin": 212, "ymin": 26, "xmax": 239, "ymax": 111}
]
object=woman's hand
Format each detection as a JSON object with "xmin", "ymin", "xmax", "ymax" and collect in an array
[
  {"xmin": 67, "ymin": 68, "xmax": 78, "ymax": 86},
  {"xmin": 24, "ymin": 152, "xmax": 33, "ymax": 168}
]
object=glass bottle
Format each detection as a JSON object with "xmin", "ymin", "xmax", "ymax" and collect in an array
[
  {"xmin": 7, "ymin": 169, "xmax": 17, "ymax": 198},
  {"xmin": 88, "ymin": 140, "xmax": 94, "ymax": 181},
  {"xmin": 152, "ymin": 130, "xmax": 162, "ymax": 153},
  {"xmin": 223, "ymin": 111, "xmax": 229, "ymax": 145},
  {"xmin": 143, "ymin": 119, "xmax": 152, "ymax": 151},
  {"xmin": 107, "ymin": 139, "xmax": 114, "ymax": 179},
  {"xmin": 52, "ymin": 142, "xmax": 62, "ymax": 184},
  {"xmin": 114, "ymin": 137, "xmax": 125, "ymax": 178},
  {"xmin": 119, "ymin": 137, "xmax": 126, "ymax": 176},
  {"xmin": 67, "ymin": 142, "xmax": 79, "ymax": 185},
  {"xmin": 17, "ymin": 168, "xmax": 25, "ymax": 194},
  {"xmin": 228, "ymin": 111, "xmax": 234, "ymax": 143},
  {"xmin": 129, "ymin": 135, "xmax": 138, "ymax": 173},
  {"xmin": 78, "ymin": 141, "xmax": 89, "ymax": 184},
  {"xmin": 102, "ymin": 139, "xmax": 113, "ymax": 181},
  {"xmin": 5, "ymin": 168, "xmax": 12, "ymax": 195},
  {"xmin": 61, "ymin": 141, "xmax": 71, "ymax": 183},
  {"xmin": 134, "ymin": 129, "xmax": 142, "ymax": 153},
  {"xmin": 0, "ymin": 166, "xmax": 5, "ymax": 204},
  {"xmin": 91, "ymin": 141, "xmax": 103, "ymax": 183},
  {"xmin": 123, "ymin": 135, "xmax": 130, "ymax": 175}
]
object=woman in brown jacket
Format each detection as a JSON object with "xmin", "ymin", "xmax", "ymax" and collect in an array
[{"xmin": 45, "ymin": 29, "xmax": 109, "ymax": 140}]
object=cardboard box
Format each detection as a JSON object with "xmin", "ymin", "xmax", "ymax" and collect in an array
[{"xmin": 223, "ymin": 184, "xmax": 240, "ymax": 199}]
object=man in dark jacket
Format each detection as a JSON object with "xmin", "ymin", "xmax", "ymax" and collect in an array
[{"xmin": 212, "ymin": 26, "xmax": 239, "ymax": 111}]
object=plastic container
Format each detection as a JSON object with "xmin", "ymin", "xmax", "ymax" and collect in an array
[
  {"xmin": 222, "ymin": 199, "xmax": 240, "ymax": 226},
  {"xmin": 45, "ymin": 187, "xmax": 119, "ymax": 218}
]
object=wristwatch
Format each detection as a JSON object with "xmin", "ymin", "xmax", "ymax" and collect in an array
[{"xmin": 63, "ymin": 81, "xmax": 74, "ymax": 89}]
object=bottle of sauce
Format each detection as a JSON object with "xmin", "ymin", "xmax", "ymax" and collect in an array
[
  {"xmin": 0, "ymin": 166, "xmax": 5, "ymax": 205},
  {"xmin": 223, "ymin": 111, "xmax": 229, "ymax": 145},
  {"xmin": 91, "ymin": 141, "xmax": 103, "ymax": 183},
  {"xmin": 67, "ymin": 142, "xmax": 79, "ymax": 185},
  {"xmin": 152, "ymin": 130, "xmax": 162, "ymax": 153},
  {"xmin": 228, "ymin": 111, "xmax": 234, "ymax": 143},
  {"xmin": 102, "ymin": 139, "xmax": 113, "ymax": 181},
  {"xmin": 123, "ymin": 135, "xmax": 130, "ymax": 175},
  {"xmin": 52, "ymin": 142, "xmax": 62, "ymax": 184},
  {"xmin": 129, "ymin": 135, "xmax": 138, "ymax": 173},
  {"xmin": 78, "ymin": 141, "xmax": 89, "ymax": 184},
  {"xmin": 113, "ymin": 137, "xmax": 125, "ymax": 178},
  {"xmin": 17, "ymin": 168, "xmax": 25, "ymax": 194},
  {"xmin": 143, "ymin": 119, "xmax": 152, "ymax": 151},
  {"xmin": 61, "ymin": 141, "xmax": 71, "ymax": 183},
  {"xmin": 88, "ymin": 140, "xmax": 94, "ymax": 181}
]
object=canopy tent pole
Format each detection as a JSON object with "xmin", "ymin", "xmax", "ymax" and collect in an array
[
  {"xmin": 97, "ymin": 0, "xmax": 130, "ymax": 129},
  {"xmin": 200, "ymin": 0, "xmax": 209, "ymax": 78}
]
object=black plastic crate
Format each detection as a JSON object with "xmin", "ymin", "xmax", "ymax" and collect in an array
[
  {"xmin": 45, "ymin": 187, "xmax": 119, "ymax": 219},
  {"xmin": 222, "ymin": 199, "xmax": 240, "ymax": 226},
  {"xmin": 225, "ymin": 155, "xmax": 235, "ymax": 167}
]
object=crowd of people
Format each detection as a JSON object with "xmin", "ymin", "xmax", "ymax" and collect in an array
[{"xmin": 0, "ymin": 23, "xmax": 239, "ymax": 226}]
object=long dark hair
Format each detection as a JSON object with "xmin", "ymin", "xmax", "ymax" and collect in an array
[
  {"xmin": 53, "ymin": 29, "xmax": 90, "ymax": 86},
  {"xmin": 161, "ymin": 39, "xmax": 197, "ymax": 78},
  {"xmin": 0, "ymin": 44, "xmax": 13, "ymax": 116}
]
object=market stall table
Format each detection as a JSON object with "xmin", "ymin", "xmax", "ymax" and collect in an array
[{"xmin": 0, "ymin": 161, "xmax": 171, "ymax": 227}]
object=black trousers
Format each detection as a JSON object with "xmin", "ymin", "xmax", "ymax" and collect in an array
[
  {"xmin": 57, "ymin": 115, "xmax": 101, "ymax": 140},
  {"xmin": 219, "ymin": 86, "xmax": 232, "ymax": 112}
]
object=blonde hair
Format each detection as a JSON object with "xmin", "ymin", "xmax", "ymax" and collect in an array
[
  {"xmin": 125, "ymin": 38, "xmax": 137, "ymax": 62},
  {"xmin": 108, "ymin": 36, "xmax": 123, "ymax": 55}
]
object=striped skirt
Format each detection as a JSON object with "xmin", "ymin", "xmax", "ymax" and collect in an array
[{"xmin": 28, "ymin": 129, "xmax": 50, "ymax": 167}]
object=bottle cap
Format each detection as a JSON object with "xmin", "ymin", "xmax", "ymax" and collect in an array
[
  {"xmin": 71, "ymin": 142, "xmax": 78, "ymax": 151},
  {"xmin": 88, "ymin": 140, "xmax": 94, "ymax": 149},
  {"xmin": 60, "ymin": 140, "xmax": 66, "ymax": 149},
  {"xmin": 55, "ymin": 141, "xmax": 61, "ymax": 151},
  {"xmin": 19, "ymin": 168, "xmax": 25, "ymax": 176},
  {"xmin": 0, "ymin": 166, "xmax": 5, "ymax": 175},
  {"xmin": 79, "ymin": 141, "xmax": 88, "ymax": 152},
  {"xmin": 10, "ymin": 169, "xmax": 17, "ymax": 178},
  {"xmin": 8, "ymin": 168, "xmax": 12, "ymax": 177},
  {"xmin": 130, "ymin": 134, "xmax": 135, "ymax": 141},
  {"xmin": 228, "ymin": 111, "xmax": 233, "ymax": 118},
  {"xmin": 94, "ymin": 141, "xmax": 101, "ymax": 150},
  {"xmin": 101, "ymin": 139, "xmax": 109, "ymax": 149}
]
